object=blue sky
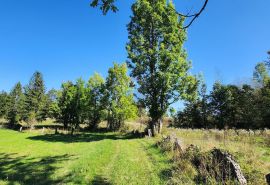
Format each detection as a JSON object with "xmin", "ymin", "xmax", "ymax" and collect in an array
[{"xmin": 0, "ymin": 0, "xmax": 269, "ymax": 94}]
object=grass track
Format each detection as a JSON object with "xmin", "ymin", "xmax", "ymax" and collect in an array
[{"xmin": 0, "ymin": 129, "xmax": 172, "ymax": 185}]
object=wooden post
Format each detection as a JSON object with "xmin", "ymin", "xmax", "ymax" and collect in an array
[{"xmin": 19, "ymin": 127, "xmax": 23, "ymax": 132}]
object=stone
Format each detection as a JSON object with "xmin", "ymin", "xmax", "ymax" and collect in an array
[
  {"xmin": 173, "ymin": 138, "xmax": 183, "ymax": 153},
  {"xmin": 148, "ymin": 129, "xmax": 152, "ymax": 137},
  {"xmin": 266, "ymin": 173, "xmax": 270, "ymax": 185},
  {"xmin": 211, "ymin": 149, "xmax": 247, "ymax": 185}
]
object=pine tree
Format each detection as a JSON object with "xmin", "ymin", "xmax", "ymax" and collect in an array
[
  {"xmin": 24, "ymin": 71, "xmax": 46, "ymax": 124},
  {"xmin": 7, "ymin": 82, "xmax": 24, "ymax": 126},
  {"xmin": 0, "ymin": 91, "xmax": 9, "ymax": 118},
  {"xmin": 126, "ymin": 0, "xmax": 197, "ymax": 135}
]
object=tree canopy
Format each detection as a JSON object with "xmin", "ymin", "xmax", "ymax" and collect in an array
[{"xmin": 126, "ymin": 0, "xmax": 197, "ymax": 135}]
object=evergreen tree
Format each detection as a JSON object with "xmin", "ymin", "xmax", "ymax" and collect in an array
[
  {"xmin": 24, "ymin": 71, "xmax": 46, "ymax": 124},
  {"xmin": 7, "ymin": 82, "xmax": 24, "ymax": 126},
  {"xmin": 86, "ymin": 73, "xmax": 105, "ymax": 129},
  {"xmin": 0, "ymin": 91, "xmax": 9, "ymax": 118},
  {"xmin": 126, "ymin": 0, "xmax": 197, "ymax": 135},
  {"xmin": 105, "ymin": 63, "xmax": 137, "ymax": 131}
]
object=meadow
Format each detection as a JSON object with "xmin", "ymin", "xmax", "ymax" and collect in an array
[
  {"xmin": 0, "ymin": 128, "xmax": 172, "ymax": 185},
  {"xmin": 0, "ymin": 120, "xmax": 269, "ymax": 184}
]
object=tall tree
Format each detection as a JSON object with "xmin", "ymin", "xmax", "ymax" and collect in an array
[
  {"xmin": 0, "ymin": 91, "xmax": 9, "ymax": 118},
  {"xmin": 7, "ymin": 83, "xmax": 24, "ymax": 126},
  {"xmin": 90, "ymin": 0, "xmax": 209, "ymax": 29},
  {"xmin": 24, "ymin": 71, "xmax": 46, "ymax": 124},
  {"xmin": 86, "ymin": 73, "xmax": 105, "ymax": 129},
  {"xmin": 105, "ymin": 63, "xmax": 137, "ymax": 131},
  {"xmin": 126, "ymin": 0, "xmax": 197, "ymax": 135}
]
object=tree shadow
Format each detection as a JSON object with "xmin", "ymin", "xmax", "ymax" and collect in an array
[
  {"xmin": 27, "ymin": 132, "xmax": 140, "ymax": 143},
  {"xmin": 0, "ymin": 153, "xmax": 72, "ymax": 185},
  {"xmin": 91, "ymin": 175, "xmax": 112, "ymax": 185}
]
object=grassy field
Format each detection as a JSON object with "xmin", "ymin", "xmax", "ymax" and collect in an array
[
  {"xmin": 0, "ymin": 129, "xmax": 172, "ymax": 185},
  {"xmin": 0, "ymin": 125, "xmax": 269, "ymax": 184}
]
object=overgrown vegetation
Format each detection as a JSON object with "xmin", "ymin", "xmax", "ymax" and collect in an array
[{"xmin": 161, "ymin": 128, "xmax": 270, "ymax": 184}]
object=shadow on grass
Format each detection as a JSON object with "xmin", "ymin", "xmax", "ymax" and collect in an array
[
  {"xmin": 27, "ymin": 132, "xmax": 140, "ymax": 143},
  {"xmin": 0, "ymin": 153, "xmax": 72, "ymax": 185},
  {"xmin": 91, "ymin": 175, "xmax": 112, "ymax": 185}
]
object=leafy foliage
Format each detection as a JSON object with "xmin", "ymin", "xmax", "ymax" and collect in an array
[
  {"xmin": 86, "ymin": 73, "xmax": 105, "ymax": 129},
  {"xmin": 90, "ymin": 0, "xmax": 118, "ymax": 14},
  {"xmin": 126, "ymin": 0, "xmax": 197, "ymax": 134},
  {"xmin": 174, "ymin": 53, "xmax": 270, "ymax": 129},
  {"xmin": 105, "ymin": 63, "xmax": 137, "ymax": 130}
]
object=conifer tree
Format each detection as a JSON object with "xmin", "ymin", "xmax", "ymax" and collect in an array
[
  {"xmin": 24, "ymin": 71, "xmax": 46, "ymax": 124},
  {"xmin": 7, "ymin": 82, "xmax": 24, "ymax": 126}
]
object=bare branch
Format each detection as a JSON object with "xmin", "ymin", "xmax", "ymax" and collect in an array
[{"xmin": 177, "ymin": 0, "xmax": 209, "ymax": 29}]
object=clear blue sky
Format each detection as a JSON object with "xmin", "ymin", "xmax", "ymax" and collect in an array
[{"xmin": 0, "ymin": 0, "xmax": 269, "ymax": 93}]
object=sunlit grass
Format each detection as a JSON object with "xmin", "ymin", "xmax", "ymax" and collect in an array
[{"xmin": 0, "ymin": 129, "xmax": 172, "ymax": 185}]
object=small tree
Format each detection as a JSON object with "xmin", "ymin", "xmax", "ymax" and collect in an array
[
  {"xmin": 58, "ymin": 81, "xmax": 76, "ymax": 129},
  {"xmin": 86, "ymin": 73, "xmax": 105, "ymax": 129},
  {"xmin": 57, "ymin": 79, "xmax": 87, "ymax": 133},
  {"xmin": 126, "ymin": 0, "xmax": 197, "ymax": 135},
  {"xmin": 7, "ymin": 82, "xmax": 24, "ymax": 126},
  {"xmin": 105, "ymin": 63, "xmax": 137, "ymax": 131},
  {"xmin": 73, "ymin": 78, "xmax": 87, "ymax": 129},
  {"xmin": 253, "ymin": 62, "xmax": 270, "ymax": 87}
]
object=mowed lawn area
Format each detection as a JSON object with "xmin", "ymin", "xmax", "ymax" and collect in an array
[{"xmin": 0, "ymin": 129, "xmax": 172, "ymax": 185}]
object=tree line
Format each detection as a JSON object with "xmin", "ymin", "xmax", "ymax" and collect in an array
[
  {"xmin": 0, "ymin": 63, "xmax": 137, "ymax": 132},
  {"xmin": 1, "ymin": 0, "xmax": 268, "ymax": 134},
  {"xmin": 174, "ymin": 52, "xmax": 270, "ymax": 130}
]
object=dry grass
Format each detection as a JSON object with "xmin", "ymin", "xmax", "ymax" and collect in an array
[{"xmin": 164, "ymin": 128, "xmax": 270, "ymax": 184}]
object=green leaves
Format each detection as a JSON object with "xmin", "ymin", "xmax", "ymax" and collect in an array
[
  {"xmin": 126, "ymin": 0, "xmax": 196, "ymax": 126},
  {"xmin": 90, "ymin": 0, "xmax": 118, "ymax": 15},
  {"xmin": 105, "ymin": 63, "xmax": 137, "ymax": 130},
  {"xmin": 87, "ymin": 73, "xmax": 105, "ymax": 129}
]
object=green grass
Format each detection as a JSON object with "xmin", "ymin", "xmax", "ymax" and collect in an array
[{"xmin": 0, "ymin": 129, "xmax": 172, "ymax": 185}]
